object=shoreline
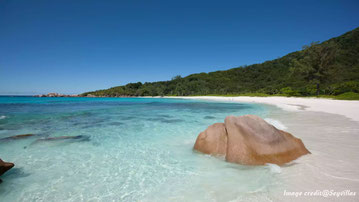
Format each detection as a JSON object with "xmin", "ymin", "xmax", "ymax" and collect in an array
[
  {"xmin": 265, "ymin": 106, "xmax": 359, "ymax": 201},
  {"xmin": 164, "ymin": 96, "xmax": 359, "ymax": 122},
  {"xmin": 166, "ymin": 96, "xmax": 359, "ymax": 201},
  {"xmin": 23, "ymin": 95, "xmax": 359, "ymax": 122}
]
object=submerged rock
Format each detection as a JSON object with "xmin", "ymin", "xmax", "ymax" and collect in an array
[
  {"xmin": 194, "ymin": 115, "xmax": 310, "ymax": 165},
  {"xmin": 0, "ymin": 134, "xmax": 35, "ymax": 141},
  {"xmin": 35, "ymin": 135, "xmax": 90, "ymax": 143},
  {"xmin": 0, "ymin": 159, "xmax": 14, "ymax": 177}
]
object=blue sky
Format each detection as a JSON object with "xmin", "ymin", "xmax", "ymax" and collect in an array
[{"xmin": 1, "ymin": 0, "xmax": 358, "ymax": 95}]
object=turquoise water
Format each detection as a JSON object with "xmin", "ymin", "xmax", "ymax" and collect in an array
[{"xmin": 0, "ymin": 97, "xmax": 281, "ymax": 201}]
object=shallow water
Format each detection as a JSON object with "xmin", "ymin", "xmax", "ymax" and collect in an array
[{"xmin": 0, "ymin": 97, "xmax": 284, "ymax": 201}]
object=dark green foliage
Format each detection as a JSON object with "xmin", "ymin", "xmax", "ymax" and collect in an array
[
  {"xmin": 335, "ymin": 92, "xmax": 359, "ymax": 100},
  {"xmin": 327, "ymin": 81, "xmax": 359, "ymax": 95},
  {"xmin": 280, "ymin": 87, "xmax": 300, "ymax": 96},
  {"xmin": 290, "ymin": 41, "xmax": 338, "ymax": 95},
  {"xmin": 82, "ymin": 27, "xmax": 359, "ymax": 98}
]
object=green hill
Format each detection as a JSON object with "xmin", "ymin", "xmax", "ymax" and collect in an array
[{"xmin": 82, "ymin": 27, "xmax": 359, "ymax": 99}]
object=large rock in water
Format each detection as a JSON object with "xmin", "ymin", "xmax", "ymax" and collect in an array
[
  {"xmin": 194, "ymin": 123, "xmax": 227, "ymax": 156},
  {"xmin": 194, "ymin": 115, "xmax": 310, "ymax": 165},
  {"xmin": 0, "ymin": 159, "xmax": 14, "ymax": 176}
]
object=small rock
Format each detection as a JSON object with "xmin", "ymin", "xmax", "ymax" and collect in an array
[{"xmin": 0, "ymin": 159, "xmax": 14, "ymax": 176}]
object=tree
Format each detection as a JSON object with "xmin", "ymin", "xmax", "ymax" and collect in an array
[
  {"xmin": 171, "ymin": 75, "xmax": 182, "ymax": 81},
  {"xmin": 290, "ymin": 41, "xmax": 337, "ymax": 96}
]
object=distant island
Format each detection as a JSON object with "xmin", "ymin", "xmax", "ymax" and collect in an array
[
  {"xmin": 35, "ymin": 92, "xmax": 134, "ymax": 98},
  {"xmin": 36, "ymin": 93, "xmax": 80, "ymax": 97},
  {"xmin": 77, "ymin": 27, "xmax": 358, "ymax": 100}
]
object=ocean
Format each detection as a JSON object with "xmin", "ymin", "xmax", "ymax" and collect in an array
[{"xmin": 0, "ymin": 97, "xmax": 282, "ymax": 201}]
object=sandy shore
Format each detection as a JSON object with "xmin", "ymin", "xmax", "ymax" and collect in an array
[
  {"xmin": 166, "ymin": 96, "xmax": 359, "ymax": 201},
  {"xmin": 168, "ymin": 96, "xmax": 359, "ymax": 122}
]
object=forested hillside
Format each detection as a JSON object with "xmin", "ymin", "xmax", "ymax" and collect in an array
[{"xmin": 82, "ymin": 27, "xmax": 359, "ymax": 98}]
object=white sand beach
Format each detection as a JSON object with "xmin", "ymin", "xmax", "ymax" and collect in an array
[
  {"xmin": 171, "ymin": 96, "xmax": 359, "ymax": 122},
  {"xmin": 169, "ymin": 96, "xmax": 359, "ymax": 201}
]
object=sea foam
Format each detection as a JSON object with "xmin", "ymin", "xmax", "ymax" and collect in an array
[
  {"xmin": 266, "ymin": 163, "xmax": 281, "ymax": 174},
  {"xmin": 0, "ymin": 115, "xmax": 6, "ymax": 120},
  {"xmin": 265, "ymin": 118, "xmax": 287, "ymax": 130}
]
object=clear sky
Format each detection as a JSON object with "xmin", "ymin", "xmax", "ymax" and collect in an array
[{"xmin": 1, "ymin": 0, "xmax": 358, "ymax": 95}]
